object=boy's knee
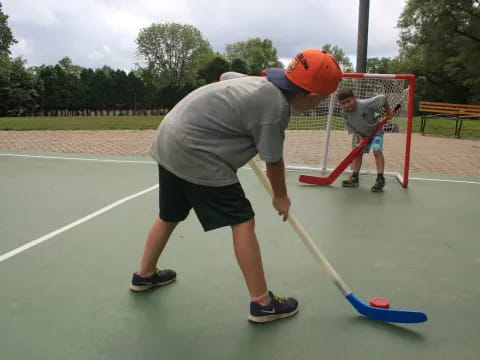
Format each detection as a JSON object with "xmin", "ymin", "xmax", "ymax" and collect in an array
[{"xmin": 373, "ymin": 150, "xmax": 383, "ymax": 157}]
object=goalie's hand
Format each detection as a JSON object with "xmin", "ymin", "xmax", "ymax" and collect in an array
[
  {"xmin": 385, "ymin": 109, "xmax": 394, "ymax": 120},
  {"xmin": 273, "ymin": 195, "xmax": 291, "ymax": 221}
]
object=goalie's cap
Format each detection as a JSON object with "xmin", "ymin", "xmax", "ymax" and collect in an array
[{"xmin": 265, "ymin": 49, "xmax": 342, "ymax": 94}]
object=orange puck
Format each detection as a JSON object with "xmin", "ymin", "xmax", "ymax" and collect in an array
[{"xmin": 369, "ymin": 297, "xmax": 390, "ymax": 309}]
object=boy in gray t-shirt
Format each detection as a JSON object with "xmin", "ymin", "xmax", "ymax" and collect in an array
[
  {"xmin": 130, "ymin": 49, "xmax": 342, "ymax": 323},
  {"xmin": 337, "ymin": 87, "xmax": 392, "ymax": 192}
]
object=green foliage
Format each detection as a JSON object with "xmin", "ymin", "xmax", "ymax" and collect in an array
[
  {"xmin": 0, "ymin": 2, "xmax": 16, "ymax": 56},
  {"xmin": 0, "ymin": 56, "xmax": 38, "ymax": 116},
  {"xmin": 366, "ymin": 57, "xmax": 396, "ymax": 74},
  {"xmin": 198, "ymin": 55, "xmax": 230, "ymax": 84},
  {"xmin": 136, "ymin": 23, "xmax": 213, "ymax": 88},
  {"xmin": 11, "ymin": 58, "xmax": 157, "ymax": 113},
  {"xmin": 397, "ymin": 0, "xmax": 480, "ymax": 103},
  {"xmin": 225, "ymin": 38, "xmax": 282, "ymax": 75},
  {"xmin": 321, "ymin": 44, "xmax": 354, "ymax": 72},
  {"xmin": 230, "ymin": 58, "xmax": 250, "ymax": 74}
]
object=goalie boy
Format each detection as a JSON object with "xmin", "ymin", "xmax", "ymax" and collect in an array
[{"xmin": 337, "ymin": 87, "xmax": 393, "ymax": 192}]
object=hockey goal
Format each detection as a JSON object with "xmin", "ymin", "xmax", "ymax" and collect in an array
[{"xmin": 284, "ymin": 73, "xmax": 415, "ymax": 187}]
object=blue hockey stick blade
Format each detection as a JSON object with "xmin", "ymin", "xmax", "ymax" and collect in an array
[{"xmin": 346, "ymin": 293, "xmax": 428, "ymax": 323}]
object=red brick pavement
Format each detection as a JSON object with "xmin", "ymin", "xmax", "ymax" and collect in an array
[{"xmin": 0, "ymin": 130, "xmax": 479, "ymax": 176}]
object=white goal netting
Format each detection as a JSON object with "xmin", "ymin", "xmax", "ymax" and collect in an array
[{"xmin": 284, "ymin": 73, "xmax": 414, "ymax": 186}]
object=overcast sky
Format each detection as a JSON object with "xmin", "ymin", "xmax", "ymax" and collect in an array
[{"xmin": 4, "ymin": 0, "xmax": 407, "ymax": 71}]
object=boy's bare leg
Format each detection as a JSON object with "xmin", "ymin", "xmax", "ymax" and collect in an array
[
  {"xmin": 138, "ymin": 217, "xmax": 178, "ymax": 277},
  {"xmin": 352, "ymin": 152, "xmax": 363, "ymax": 173},
  {"xmin": 373, "ymin": 150, "xmax": 385, "ymax": 174},
  {"xmin": 232, "ymin": 218, "xmax": 268, "ymax": 300}
]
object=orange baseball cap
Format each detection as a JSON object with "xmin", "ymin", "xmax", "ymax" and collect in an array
[{"xmin": 265, "ymin": 49, "xmax": 342, "ymax": 94}]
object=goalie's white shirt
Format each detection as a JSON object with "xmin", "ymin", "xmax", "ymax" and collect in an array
[{"xmin": 149, "ymin": 76, "xmax": 290, "ymax": 187}]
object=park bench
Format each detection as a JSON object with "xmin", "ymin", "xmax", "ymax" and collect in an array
[{"xmin": 419, "ymin": 101, "xmax": 480, "ymax": 138}]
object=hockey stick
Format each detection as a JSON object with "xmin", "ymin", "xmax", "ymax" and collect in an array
[
  {"xmin": 248, "ymin": 159, "xmax": 427, "ymax": 323},
  {"xmin": 299, "ymin": 104, "xmax": 401, "ymax": 186}
]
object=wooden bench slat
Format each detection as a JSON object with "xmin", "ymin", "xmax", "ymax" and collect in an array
[
  {"xmin": 419, "ymin": 101, "xmax": 480, "ymax": 110},
  {"xmin": 419, "ymin": 108, "xmax": 480, "ymax": 116},
  {"xmin": 420, "ymin": 105, "xmax": 480, "ymax": 111},
  {"xmin": 420, "ymin": 105, "xmax": 480, "ymax": 112}
]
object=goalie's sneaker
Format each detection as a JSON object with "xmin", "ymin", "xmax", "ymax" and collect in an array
[
  {"xmin": 371, "ymin": 177, "xmax": 385, "ymax": 192},
  {"xmin": 248, "ymin": 291, "xmax": 299, "ymax": 323},
  {"xmin": 342, "ymin": 176, "xmax": 359, "ymax": 188},
  {"xmin": 130, "ymin": 268, "xmax": 176, "ymax": 292}
]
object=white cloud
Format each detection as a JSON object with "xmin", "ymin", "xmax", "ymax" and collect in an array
[
  {"xmin": 87, "ymin": 49, "xmax": 105, "ymax": 61},
  {"xmin": 10, "ymin": 37, "xmax": 32, "ymax": 59},
  {"xmin": 279, "ymin": 58, "xmax": 290, "ymax": 68}
]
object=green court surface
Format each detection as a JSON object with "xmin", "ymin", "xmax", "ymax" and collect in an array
[{"xmin": 1, "ymin": 151, "xmax": 479, "ymax": 360}]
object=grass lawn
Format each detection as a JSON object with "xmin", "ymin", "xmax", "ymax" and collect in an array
[
  {"xmin": 1, "ymin": 115, "xmax": 479, "ymax": 139},
  {"xmin": 411, "ymin": 117, "xmax": 480, "ymax": 138},
  {"xmin": 288, "ymin": 115, "xmax": 480, "ymax": 139},
  {"xmin": 0, "ymin": 116, "xmax": 164, "ymax": 130}
]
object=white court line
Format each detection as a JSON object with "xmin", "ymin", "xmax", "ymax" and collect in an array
[
  {"xmin": 0, "ymin": 184, "xmax": 158, "ymax": 263},
  {"xmin": 0, "ymin": 153, "xmax": 155, "ymax": 164},
  {"xmin": 277, "ymin": 167, "xmax": 480, "ymax": 185},
  {"xmin": 2, "ymin": 152, "xmax": 479, "ymax": 185},
  {"xmin": 409, "ymin": 177, "xmax": 480, "ymax": 185}
]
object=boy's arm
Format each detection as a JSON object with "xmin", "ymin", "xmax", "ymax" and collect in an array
[
  {"xmin": 366, "ymin": 95, "xmax": 393, "ymax": 119},
  {"xmin": 266, "ymin": 159, "xmax": 290, "ymax": 221},
  {"xmin": 219, "ymin": 72, "xmax": 247, "ymax": 81},
  {"xmin": 384, "ymin": 99, "xmax": 393, "ymax": 120}
]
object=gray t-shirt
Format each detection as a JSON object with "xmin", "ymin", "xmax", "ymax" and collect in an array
[
  {"xmin": 342, "ymin": 95, "xmax": 387, "ymax": 137},
  {"xmin": 149, "ymin": 76, "xmax": 290, "ymax": 186}
]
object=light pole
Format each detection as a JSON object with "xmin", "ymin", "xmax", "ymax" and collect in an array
[{"xmin": 356, "ymin": 0, "xmax": 370, "ymax": 73}]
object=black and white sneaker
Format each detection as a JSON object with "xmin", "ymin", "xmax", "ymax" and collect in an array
[
  {"xmin": 248, "ymin": 291, "xmax": 299, "ymax": 323},
  {"xmin": 371, "ymin": 177, "xmax": 385, "ymax": 192},
  {"xmin": 342, "ymin": 176, "xmax": 359, "ymax": 188},
  {"xmin": 129, "ymin": 268, "xmax": 176, "ymax": 292}
]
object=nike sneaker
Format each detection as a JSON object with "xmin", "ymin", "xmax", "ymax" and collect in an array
[
  {"xmin": 248, "ymin": 291, "xmax": 299, "ymax": 323},
  {"xmin": 129, "ymin": 268, "xmax": 176, "ymax": 292}
]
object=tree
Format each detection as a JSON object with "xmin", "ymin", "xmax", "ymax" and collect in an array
[
  {"xmin": 56, "ymin": 57, "xmax": 84, "ymax": 110},
  {"xmin": 230, "ymin": 58, "xmax": 250, "ymax": 74},
  {"xmin": 367, "ymin": 57, "xmax": 395, "ymax": 74},
  {"xmin": 321, "ymin": 44, "xmax": 354, "ymax": 72},
  {"xmin": 34, "ymin": 57, "xmax": 85, "ymax": 111},
  {"xmin": 92, "ymin": 66, "xmax": 115, "ymax": 110},
  {"xmin": 126, "ymin": 71, "xmax": 146, "ymax": 110},
  {"xmin": 136, "ymin": 23, "xmax": 213, "ymax": 88},
  {"xmin": 398, "ymin": 0, "xmax": 480, "ymax": 103},
  {"xmin": 79, "ymin": 68, "xmax": 95, "ymax": 109},
  {"xmin": 0, "ymin": 2, "xmax": 16, "ymax": 57},
  {"xmin": 198, "ymin": 55, "xmax": 230, "ymax": 84},
  {"xmin": 0, "ymin": 57, "xmax": 38, "ymax": 116},
  {"xmin": 225, "ymin": 38, "xmax": 282, "ymax": 75}
]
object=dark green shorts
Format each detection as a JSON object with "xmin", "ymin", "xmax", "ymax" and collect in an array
[{"xmin": 157, "ymin": 165, "xmax": 255, "ymax": 231}]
